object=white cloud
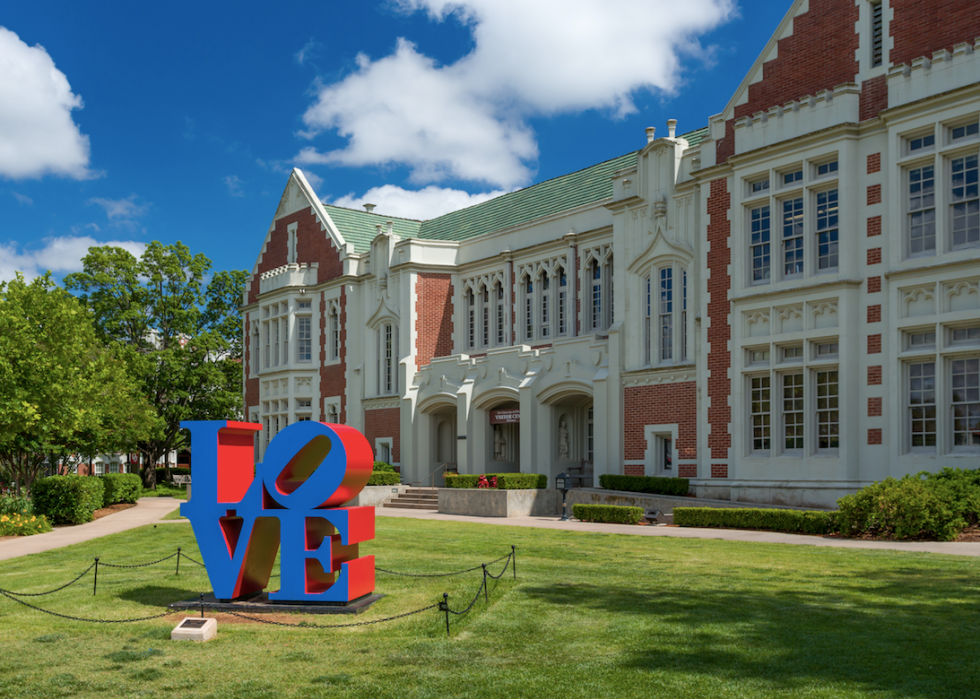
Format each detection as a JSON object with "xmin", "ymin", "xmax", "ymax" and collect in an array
[
  {"xmin": 0, "ymin": 236, "xmax": 146, "ymax": 282},
  {"xmin": 12, "ymin": 192, "xmax": 33, "ymax": 206},
  {"xmin": 299, "ymin": 0, "xmax": 734, "ymax": 188},
  {"xmin": 223, "ymin": 175, "xmax": 245, "ymax": 197},
  {"xmin": 302, "ymin": 171, "xmax": 324, "ymax": 190},
  {"xmin": 0, "ymin": 27, "xmax": 96, "ymax": 180},
  {"xmin": 330, "ymin": 184, "xmax": 509, "ymax": 220},
  {"xmin": 295, "ymin": 38, "xmax": 323, "ymax": 66},
  {"xmin": 87, "ymin": 194, "xmax": 149, "ymax": 229}
]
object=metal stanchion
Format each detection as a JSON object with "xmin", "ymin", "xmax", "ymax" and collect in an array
[
  {"xmin": 440, "ymin": 593, "xmax": 450, "ymax": 636},
  {"xmin": 92, "ymin": 558, "xmax": 99, "ymax": 596}
]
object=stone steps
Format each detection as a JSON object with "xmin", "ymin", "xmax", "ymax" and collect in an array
[{"xmin": 383, "ymin": 487, "xmax": 439, "ymax": 511}]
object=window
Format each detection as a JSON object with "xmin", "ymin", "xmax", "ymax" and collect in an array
[
  {"xmin": 816, "ymin": 189, "xmax": 839, "ymax": 270},
  {"xmin": 907, "ymin": 331, "xmax": 936, "ymax": 350},
  {"xmin": 782, "ymin": 197, "xmax": 804, "ymax": 276},
  {"xmin": 750, "ymin": 205, "xmax": 771, "ymax": 283},
  {"xmin": 909, "ymin": 134, "xmax": 935, "ymax": 153},
  {"xmin": 298, "ymin": 300, "xmax": 311, "ymax": 310},
  {"xmin": 524, "ymin": 277, "xmax": 534, "ymax": 341},
  {"xmin": 264, "ymin": 321, "xmax": 270, "ymax": 368},
  {"xmin": 330, "ymin": 306, "xmax": 340, "ymax": 360},
  {"xmin": 951, "ymin": 326, "xmax": 980, "ymax": 344},
  {"xmin": 590, "ymin": 260, "xmax": 602, "ymax": 330},
  {"xmin": 750, "ymin": 376, "xmax": 771, "ymax": 452},
  {"xmin": 644, "ymin": 275, "xmax": 652, "ymax": 365},
  {"xmin": 816, "ymin": 370, "xmax": 839, "ymax": 450},
  {"xmin": 587, "ymin": 407, "xmax": 594, "ymax": 462},
  {"xmin": 783, "ymin": 169, "xmax": 803, "ymax": 186},
  {"xmin": 558, "ymin": 268, "xmax": 568, "ymax": 336},
  {"xmin": 681, "ymin": 270, "xmax": 688, "ymax": 361},
  {"xmin": 378, "ymin": 324, "xmax": 397, "ymax": 395},
  {"xmin": 782, "ymin": 373, "xmax": 805, "ymax": 451},
  {"xmin": 783, "ymin": 346, "xmax": 803, "ymax": 362},
  {"xmin": 815, "ymin": 342, "xmax": 839, "ymax": 358},
  {"xmin": 297, "ymin": 317, "xmax": 311, "ymax": 362},
  {"xmin": 951, "ymin": 358, "xmax": 980, "ymax": 448},
  {"xmin": 950, "ymin": 154, "xmax": 979, "ymax": 249},
  {"xmin": 909, "ymin": 361, "xmax": 937, "ymax": 448},
  {"xmin": 297, "ymin": 399, "xmax": 311, "ymax": 409},
  {"xmin": 817, "ymin": 161, "xmax": 838, "ymax": 177},
  {"xmin": 541, "ymin": 275, "xmax": 551, "ymax": 339},
  {"xmin": 871, "ymin": 1, "xmax": 883, "ymax": 67},
  {"xmin": 495, "ymin": 283, "xmax": 505, "ymax": 345},
  {"xmin": 749, "ymin": 349, "xmax": 770, "ymax": 365},
  {"xmin": 467, "ymin": 289, "xmax": 476, "ymax": 349},
  {"xmin": 482, "ymin": 287, "xmax": 490, "ymax": 347},
  {"xmin": 908, "ymin": 164, "xmax": 936, "ymax": 254},
  {"xmin": 659, "ymin": 268, "xmax": 673, "ymax": 361},
  {"xmin": 751, "ymin": 178, "xmax": 770, "ymax": 194},
  {"xmin": 273, "ymin": 319, "xmax": 280, "ymax": 366},
  {"xmin": 951, "ymin": 122, "xmax": 979, "ymax": 142},
  {"xmin": 251, "ymin": 328, "xmax": 260, "ymax": 374}
]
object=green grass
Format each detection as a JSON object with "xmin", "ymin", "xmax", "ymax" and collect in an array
[
  {"xmin": 141, "ymin": 484, "xmax": 188, "ymax": 500},
  {"xmin": 160, "ymin": 506, "xmax": 185, "ymax": 520},
  {"xmin": 1, "ymin": 519, "xmax": 978, "ymax": 698}
]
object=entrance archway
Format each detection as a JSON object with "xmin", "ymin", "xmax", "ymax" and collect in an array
[{"xmin": 538, "ymin": 382, "xmax": 593, "ymax": 482}]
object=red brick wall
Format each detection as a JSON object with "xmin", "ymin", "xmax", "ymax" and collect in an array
[
  {"xmin": 868, "ymin": 366, "xmax": 882, "ymax": 385},
  {"xmin": 868, "ymin": 428, "xmax": 883, "ymax": 446},
  {"xmin": 867, "ymin": 185, "xmax": 882, "ymax": 206},
  {"xmin": 868, "ymin": 276, "xmax": 882, "ymax": 293},
  {"xmin": 624, "ymin": 465, "xmax": 644, "ymax": 476},
  {"xmin": 415, "ymin": 273, "xmax": 454, "ymax": 367},
  {"xmin": 860, "ymin": 75, "xmax": 888, "ymax": 121},
  {"xmin": 867, "ymin": 153, "xmax": 881, "ymax": 174},
  {"xmin": 706, "ymin": 178, "xmax": 732, "ymax": 468},
  {"xmin": 247, "ymin": 207, "xmax": 343, "ymax": 305},
  {"xmin": 320, "ymin": 287, "xmax": 347, "ymax": 423},
  {"xmin": 716, "ymin": 0, "xmax": 860, "ymax": 163},
  {"xmin": 868, "ymin": 397, "xmax": 883, "ymax": 417},
  {"xmin": 868, "ymin": 334, "xmax": 882, "ymax": 354},
  {"xmin": 890, "ymin": 0, "xmax": 980, "ymax": 66},
  {"xmin": 867, "ymin": 216, "xmax": 881, "ymax": 237},
  {"xmin": 623, "ymin": 382, "xmax": 698, "ymax": 462},
  {"xmin": 867, "ymin": 304, "xmax": 882, "ymax": 323},
  {"xmin": 867, "ymin": 248, "xmax": 882, "ymax": 265},
  {"xmin": 364, "ymin": 407, "xmax": 400, "ymax": 462}
]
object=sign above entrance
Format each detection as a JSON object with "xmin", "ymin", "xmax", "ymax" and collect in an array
[{"xmin": 490, "ymin": 409, "xmax": 520, "ymax": 424}]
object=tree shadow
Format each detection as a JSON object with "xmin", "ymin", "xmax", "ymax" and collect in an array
[
  {"xmin": 521, "ymin": 567, "xmax": 980, "ymax": 697},
  {"xmin": 116, "ymin": 585, "xmax": 204, "ymax": 607}
]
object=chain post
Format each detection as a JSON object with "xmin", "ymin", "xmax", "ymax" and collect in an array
[
  {"xmin": 511, "ymin": 545, "xmax": 516, "ymax": 580},
  {"xmin": 176, "ymin": 547, "xmax": 181, "ymax": 576},
  {"xmin": 482, "ymin": 564, "xmax": 488, "ymax": 603},
  {"xmin": 93, "ymin": 558, "xmax": 99, "ymax": 596},
  {"xmin": 440, "ymin": 593, "xmax": 450, "ymax": 636},
  {"xmin": 200, "ymin": 593, "xmax": 204, "ymax": 619}
]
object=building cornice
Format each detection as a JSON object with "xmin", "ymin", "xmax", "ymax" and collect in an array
[
  {"xmin": 884, "ymin": 255, "xmax": 980, "ymax": 281},
  {"xmin": 730, "ymin": 278, "xmax": 863, "ymax": 304}
]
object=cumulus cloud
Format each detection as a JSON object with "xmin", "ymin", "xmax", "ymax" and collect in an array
[
  {"xmin": 0, "ymin": 27, "xmax": 96, "ymax": 180},
  {"xmin": 330, "ymin": 184, "xmax": 509, "ymax": 220},
  {"xmin": 86, "ymin": 194, "xmax": 149, "ymax": 229},
  {"xmin": 298, "ymin": 0, "xmax": 734, "ymax": 188},
  {"xmin": 0, "ymin": 236, "xmax": 146, "ymax": 282}
]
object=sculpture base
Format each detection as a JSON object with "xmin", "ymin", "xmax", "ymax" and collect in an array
[{"xmin": 169, "ymin": 591, "xmax": 384, "ymax": 615}]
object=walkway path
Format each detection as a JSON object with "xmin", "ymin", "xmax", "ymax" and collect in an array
[
  {"xmin": 4, "ymin": 495, "xmax": 980, "ymax": 560},
  {"xmin": 0, "ymin": 497, "xmax": 181, "ymax": 562}
]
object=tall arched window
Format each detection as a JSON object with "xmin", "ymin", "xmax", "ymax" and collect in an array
[
  {"xmin": 466, "ymin": 289, "xmax": 476, "ymax": 349},
  {"xmin": 540, "ymin": 273, "xmax": 551, "ymax": 339},
  {"xmin": 644, "ymin": 263, "xmax": 688, "ymax": 366},
  {"xmin": 481, "ymin": 285, "xmax": 490, "ymax": 347},
  {"xmin": 524, "ymin": 275, "xmax": 534, "ymax": 341},
  {"xmin": 494, "ymin": 282, "xmax": 505, "ymax": 345},
  {"xmin": 557, "ymin": 267, "xmax": 568, "ymax": 336},
  {"xmin": 378, "ymin": 323, "xmax": 397, "ymax": 395},
  {"xmin": 329, "ymin": 304, "xmax": 340, "ymax": 360}
]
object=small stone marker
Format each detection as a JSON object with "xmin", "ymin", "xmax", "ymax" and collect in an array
[{"xmin": 171, "ymin": 617, "xmax": 217, "ymax": 642}]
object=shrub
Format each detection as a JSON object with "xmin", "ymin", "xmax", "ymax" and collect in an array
[
  {"xmin": 32, "ymin": 476, "xmax": 105, "ymax": 525},
  {"xmin": 0, "ymin": 489, "xmax": 34, "ymax": 516},
  {"xmin": 100, "ymin": 473, "xmax": 143, "ymax": 506},
  {"xmin": 444, "ymin": 473, "xmax": 548, "ymax": 489},
  {"xmin": 599, "ymin": 474, "xmax": 690, "ymax": 497},
  {"xmin": 674, "ymin": 507, "xmax": 835, "ymax": 535},
  {"xmin": 572, "ymin": 504, "xmax": 644, "ymax": 525},
  {"xmin": 154, "ymin": 467, "xmax": 191, "ymax": 484},
  {"xmin": 835, "ymin": 474, "xmax": 972, "ymax": 541},
  {"xmin": 367, "ymin": 472, "xmax": 401, "ymax": 486},
  {"xmin": 0, "ymin": 513, "xmax": 53, "ymax": 536},
  {"xmin": 373, "ymin": 461, "xmax": 396, "ymax": 473}
]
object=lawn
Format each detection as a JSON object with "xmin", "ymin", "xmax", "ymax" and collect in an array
[{"xmin": 0, "ymin": 518, "xmax": 978, "ymax": 699}]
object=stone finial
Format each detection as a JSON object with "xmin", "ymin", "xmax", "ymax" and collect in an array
[
  {"xmin": 386, "ymin": 220, "xmax": 394, "ymax": 236},
  {"xmin": 667, "ymin": 119, "xmax": 677, "ymax": 138},
  {"xmin": 364, "ymin": 203, "xmax": 376, "ymax": 212},
  {"xmin": 645, "ymin": 126, "xmax": 656, "ymax": 143}
]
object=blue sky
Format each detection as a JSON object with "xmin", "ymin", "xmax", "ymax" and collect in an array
[{"xmin": 0, "ymin": 0, "xmax": 791, "ymax": 282}]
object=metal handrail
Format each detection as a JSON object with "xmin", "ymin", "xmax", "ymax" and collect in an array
[{"xmin": 411, "ymin": 462, "xmax": 457, "ymax": 489}]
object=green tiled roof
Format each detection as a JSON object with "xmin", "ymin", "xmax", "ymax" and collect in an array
[
  {"xmin": 321, "ymin": 205, "xmax": 421, "ymax": 253},
  {"xmin": 325, "ymin": 127, "xmax": 706, "ymax": 252}
]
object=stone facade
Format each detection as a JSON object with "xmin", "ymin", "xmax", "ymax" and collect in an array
[{"xmin": 242, "ymin": 0, "xmax": 980, "ymax": 507}]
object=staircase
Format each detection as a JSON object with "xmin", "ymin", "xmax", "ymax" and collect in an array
[{"xmin": 383, "ymin": 487, "xmax": 439, "ymax": 511}]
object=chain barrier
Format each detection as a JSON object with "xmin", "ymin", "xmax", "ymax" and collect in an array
[
  {"xmin": 0, "ymin": 589, "xmax": 173, "ymax": 623},
  {"xmin": 99, "ymin": 552, "xmax": 178, "ymax": 569},
  {"xmin": 216, "ymin": 602, "xmax": 441, "ymax": 628},
  {"xmin": 0, "ymin": 562, "xmax": 96, "ymax": 597},
  {"xmin": 177, "ymin": 552, "xmax": 206, "ymax": 568},
  {"xmin": 376, "ymin": 552, "xmax": 512, "ymax": 578}
]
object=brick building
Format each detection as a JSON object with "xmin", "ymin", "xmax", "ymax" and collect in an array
[{"xmin": 242, "ymin": 0, "xmax": 980, "ymax": 507}]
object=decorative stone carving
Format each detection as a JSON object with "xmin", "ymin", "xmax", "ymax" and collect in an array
[
  {"xmin": 811, "ymin": 301, "xmax": 839, "ymax": 330},
  {"xmin": 903, "ymin": 286, "xmax": 936, "ymax": 317}
]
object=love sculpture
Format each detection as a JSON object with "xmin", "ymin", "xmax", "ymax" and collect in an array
[{"xmin": 180, "ymin": 420, "xmax": 375, "ymax": 603}]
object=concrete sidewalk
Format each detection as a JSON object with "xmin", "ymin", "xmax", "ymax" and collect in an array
[
  {"xmin": 376, "ymin": 506, "xmax": 980, "ymax": 557},
  {"xmin": 0, "ymin": 497, "xmax": 181, "ymax": 562}
]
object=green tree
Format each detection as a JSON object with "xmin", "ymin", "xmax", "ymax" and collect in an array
[
  {"xmin": 0, "ymin": 274, "xmax": 157, "ymax": 494},
  {"xmin": 65, "ymin": 241, "xmax": 248, "ymax": 489}
]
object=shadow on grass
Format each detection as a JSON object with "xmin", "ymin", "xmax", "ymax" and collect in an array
[
  {"xmin": 521, "ymin": 568, "xmax": 980, "ymax": 698},
  {"xmin": 117, "ymin": 585, "xmax": 203, "ymax": 607}
]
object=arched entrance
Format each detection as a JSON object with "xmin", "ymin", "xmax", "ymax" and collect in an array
[
  {"xmin": 418, "ymin": 393, "xmax": 458, "ymax": 483},
  {"xmin": 538, "ymin": 382, "xmax": 594, "ymax": 482}
]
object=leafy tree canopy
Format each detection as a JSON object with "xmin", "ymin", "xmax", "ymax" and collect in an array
[{"xmin": 65, "ymin": 241, "xmax": 248, "ymax": 488}]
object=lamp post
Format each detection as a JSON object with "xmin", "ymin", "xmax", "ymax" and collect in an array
[{"xmin": 556, "ymin": 471, "xmax": 570, "ymax": 521}]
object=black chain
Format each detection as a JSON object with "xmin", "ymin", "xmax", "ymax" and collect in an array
[
  {"xmin": 177, "ymin": 552, "xmax": 206, "ymax": 567},
  {"xmin": 377, "ymin": 552, "xmax": 511, "ymax": 578},
  {"xmin": 485, "ymin": 554, "xmax": 512, "ymax": 580},
  {"xmin": 0, "ymin": 589, "xmax": 172, "ymax": 623},
  {"xmin": 448, "ymin": 578, "xmax": 486, "ymax": 616},
  {"xmin": 216, "ymin": 602, "xmax": 440, "ymax": 628},
  {"xmin": 100, "ymin": 552, "xmax": 179, "ymax": 569},
  {"xmin": 0, "ymin": 562, "xmax": 95, "ymax": 597}
]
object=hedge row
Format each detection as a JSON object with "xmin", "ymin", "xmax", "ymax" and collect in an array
[
  {"xmin": 101, "ymin": 473, "xmax": 143, "ymax": 507},
  {"xmin": 673, "ymin": 507, "xmax": 835, "ymax": 535},
  {"xmin": 32, "ymin": 475, "xmax": 105, "ymax": 525},
  {"xmin": 373, "ymin": 461, "xmax": 396, "ymax": 473},
  {"xmin": 367, "ymin": 472, "xmax": 401, "ymax": 486},
  {"xmin": 572, "ymin": 504, "xmax": 644, "ymax": 525},
  {"xmin": 599, "ymin": 474, "xmax": 690, "ymax": 497},
  {"xmin": 443, "ymin": 473, "xmax": 548, "ymax": 489}
]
